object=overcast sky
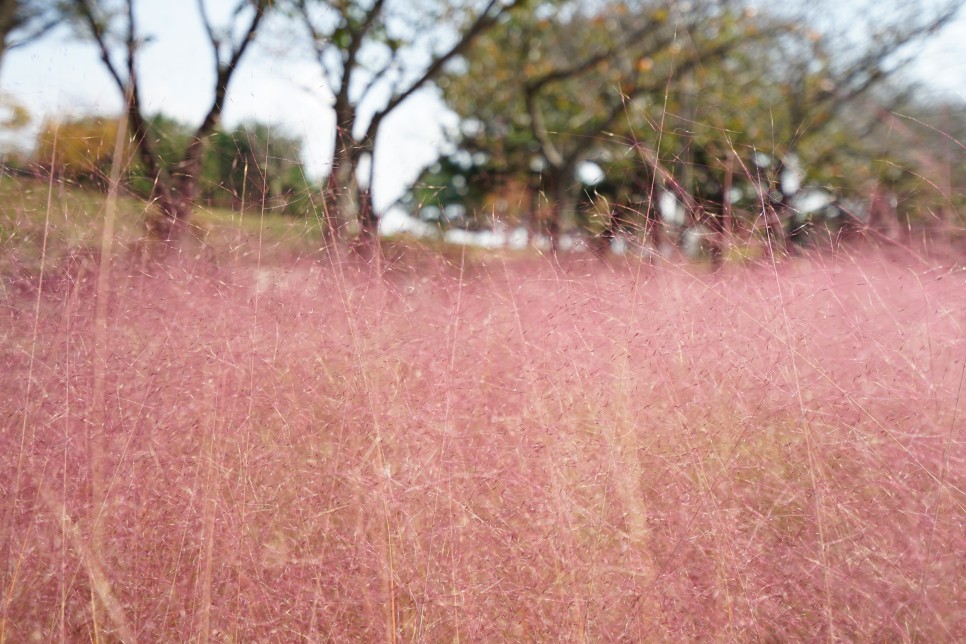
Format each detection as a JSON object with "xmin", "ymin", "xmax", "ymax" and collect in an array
[{"xmin": 1, "ymin": 0, "xmax": 963, "ymax": 211}]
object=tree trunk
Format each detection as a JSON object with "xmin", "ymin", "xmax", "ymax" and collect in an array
[
  {"xmin": 761, "ymin": 161, "xmax": 789, "ymax": 259},
  {"xmin": 706, "ymin": 210, "xmax": 724, "ymax": 271},
  {"xmin": 712, "ymin": 153, "xmax": 734, "ymax": 269},
  {"xmin": 641, "ymin": 180, "xmax": 663, "ymax": 256},
  {"xmin": 593, "ymin": 208, "xmax": 616, "ymax": 257},
  {"xmin": 147, "ymin": 136, "xmax": 209, "ymax": 241},
  {"xmin": 762, "ymin": 205, "xmax": 787, "ymax": 259},
  {"xmin": 358, "ymin": 185, "xmax": 378, "ymax": 240},
  {"xmin": 540, "ymin": 165, "xmax": 575, "ymax": 253},
  {"xmin": 350, "ymin": 182, "xmax": 382, "ymax": 261},
  {"xmin": 0, "ymin": 0, "xmax": 16, "ymax": 75},
  {"xmin": 327, "ymin": 135, "xmax": 363, "ymax": 239},
  {"xmin": 867, "ymin": 185, "xmax": 900, "ymax": 241}
]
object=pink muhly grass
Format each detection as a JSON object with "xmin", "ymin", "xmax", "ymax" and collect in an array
[{"xmin": 1, "ymin": 242, "xmax": 964, "ymax": 641}]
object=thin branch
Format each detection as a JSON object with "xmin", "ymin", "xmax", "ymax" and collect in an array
[
  {"xmin": 222, "ymin": 0, "xmax": 268, "ymax": 75},
  {"xmin": 335, "ymin": 0, "xmax": 386, "ymax": 73},
  {"xmin": 359, "ymin": 45, "xmax": 402, "ymax": 107},
  {"xmin": 7, "ymin": 16, "xmax": 61, "ymax": 50},
  {"xmin": 73, "ymin": 0, "xmax": 127, "ymax": 94},
  {"xmin": 196, "ymin": 0, "xmax": 269, "ymax": 138},
  {"xmin": 363, "ymin": 0, "xmax": 520, "ymax": 145},
  {"xmin": 525, "ymin": 87, "xmax": 564, "ymax": 169},
  {"xmin": 298, "ymin": 1, "xmax": 339, "ymax": 90},
  {"xmin": 197, "ymin": 0, "xmax": 220, "ymax": 53}
]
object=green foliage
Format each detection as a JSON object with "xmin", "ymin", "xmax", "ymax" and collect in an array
[
  {"xmin": 126, "ymin": 113, "xmax": 192, "ymax": 195},
  {"xmin": 33, "ymin": 113, "xmax": 321, "ymax": 216},
  {"xmin": 201, "ymin": 122, "xmax": 320, "ymax": 216},
  {"xmin": 287, "ymin": 0, "xmax": 524, "ymax": 236},
  {"xmin": 435, "ymin": 0, "xmax": 778, "ymax": 235},
  {"xmin": 404, "ymin": 153, "xmax": 505, "ymax": 229},
  {"xmin": 426, "ymin": 0, "xmax": 965, "ymax": 243},
  {"xmin": 35, "ymin": 115, "xmax": 121, "ymax": 187}
]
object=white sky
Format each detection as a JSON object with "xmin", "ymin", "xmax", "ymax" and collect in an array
[{"xmin": 0, "ymin": 0, "xmax": 963, "ymax": 212}]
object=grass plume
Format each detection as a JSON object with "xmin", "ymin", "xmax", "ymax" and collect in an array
[{"xmin": 2, "ymin": 195, "xmax": 964, "ymax": 640}]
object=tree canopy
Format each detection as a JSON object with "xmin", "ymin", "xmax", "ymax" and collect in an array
[{"xmin": 415, "ymin": 0, "xmax": 965, "ymax": 256}]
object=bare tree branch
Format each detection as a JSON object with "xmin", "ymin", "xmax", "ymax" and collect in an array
[
  {"xmin": 202, "ymin": 1, "xmax": 267, "ymax": 133},
  {"xmin": 363, "ymin": 0, "xmax": 521, "ymax": 146},
  {"xmin": 74, "ymin": 0, "xmax": 126, "ymax": 94}
]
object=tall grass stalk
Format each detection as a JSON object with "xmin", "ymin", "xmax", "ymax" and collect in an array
[
  {"xmin": 1, "ymin": 176, "xmax": 965, "ymax": 640},
  {"xmin": 1, "ymin": 122, "xmax": 57, "ymax": 643}
]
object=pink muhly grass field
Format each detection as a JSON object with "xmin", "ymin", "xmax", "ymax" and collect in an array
[{"xmin": 2, "ymin": 246, "xmax": 965, "ymax": 640}]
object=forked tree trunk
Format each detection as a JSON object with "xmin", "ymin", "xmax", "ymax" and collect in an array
[
  {"xmin": 326, "ymin": 91, "xmax": 386, "ymax": 247},
  {"xmin": 73, "ymin": 0, "xmax": 268, "ymax": 244},
  {"xmin": 150, "ymin": 186, "xmax": 198, "ymax": 241},
  {"xmin": 325, "ymin": 140, "xmax": 383, "ymax": 259}
]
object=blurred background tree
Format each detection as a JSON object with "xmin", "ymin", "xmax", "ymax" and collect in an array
[
  {"xmin": 34, "ymin": 115, "xmax": 124, "ymax": 188},
  {"xmin": 413, "ymin": 0, "xmax": 964, "ymax": 257},
  {"xmin": 1, "ymin": 0, "xmax": 962, "ymax": 256},
  {"xmin": 284, "ymin": 0, "xmax": 524, "ymax": 245},
  {"xmin": 67, "ymin": 0, "xmax": 274, "ymax": 238},
  {"xmin": 35, "ymin": 113, "xmax": 319, "ymax": 215},
  {"xmin": 202, "ymin": 122, "xmax": 319, "ymax": 215},
  {"xmin": 0, "ymin": 0, "xmax": 62, "ymax": 75}
]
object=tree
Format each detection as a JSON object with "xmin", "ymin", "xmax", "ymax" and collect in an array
[
  {"xmin": 70, "ymin": 0, "xmax": 273, "ymax": 238},
  {"xmin": 728, "ymin": 0, "xmax": 965, "ymax": 253},
  {"xmin": 842, "ymin": 99, "xmax": 966, "ymax": 243},
  {"xmin": 439, "ymin": 0, "xmax": 780, "ymax": 250},
  {"xmin": 0, "ymin": 0, "xmax": 61, "ymax": 75},
  {"xmin": 433, "ymin": 0, "xmax": 964, "ymax": 257},
  {"xmin": 401, "ymin": 151, "xmax": 501, "ymax": 230},
  {"xmin": 288, "ymin": 0, "xmax": 524, "ymax": 244}
]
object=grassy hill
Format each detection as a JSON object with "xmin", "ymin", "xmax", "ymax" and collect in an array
[{"xmin": 0, "ymin": 174, "xmax": 329, "ymax": 277}]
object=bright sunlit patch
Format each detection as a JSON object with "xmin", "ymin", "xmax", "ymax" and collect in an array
[
  {"xmin": 379, "ymin": 206, "xmax": 436, "ymax": 237},
  {"xmin": 577, "ymin": 161, "xmax": 606, "ymax": 186}
]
